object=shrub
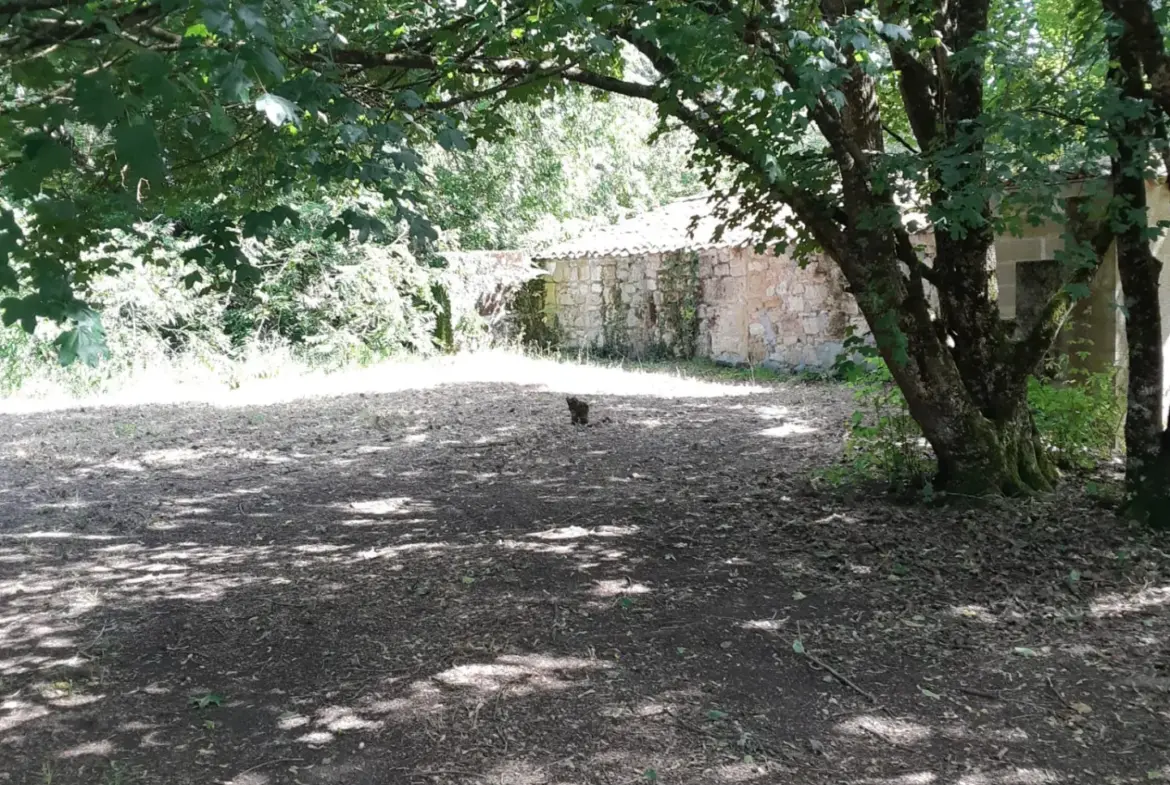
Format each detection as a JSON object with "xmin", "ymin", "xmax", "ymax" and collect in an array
[
  {"xmin": 824, "ymin": 332, "xmax": 934, "ymax": 491},
  {"xmin": 1027, "ymin": 356, "xmax": 1124, "ymax": 469}
]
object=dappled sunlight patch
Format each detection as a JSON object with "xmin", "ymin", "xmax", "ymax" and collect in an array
[
  {"xmin": 591, "ymin": 579, "xmax": 652, "ymax": 597},
  {"xmin": 367, "ymin": 653, "xmax": 611, "ymax": 720},
  {"xmin": 711, "ymin": 760, "xmax": 771, "ymax": 782},
  {"xmin": 0, "ymin": 531, "xmax": 120, "ymax": 541},
  {"xmin": 46, "ymin": 693, "xmax": 105, "ymax": 709},
  {"xmin": 528, "ymin": 524, "xmax": 638, "ymax": 541},
  {"xmin": 836, "ymin": 714, "xmax": 932, "ymax": 743},
  {"xmin": 58, "ymin": 739, "xmax": 116, "ymax": 758},
  {"xmin": 956, "ymin": 769, "xmax": 1063, "ymax": 785},
  {"xmin": 0, "ymin": 698, "xmax": 50, "ymax": 732},
  {"xmin": 1090, "ymin": 584, "xmax": 1170, "ymax": 617},
  {"xmin": 950, "ymin": 604, "xmax": 999, "ymax": 624},
  {"xmin": 295, "ymin": 729, "xmax": 335, "ymax": 745},
  {"xmin": 315, "ymin": 705, "xmax": 383, "ymax": 732},
  {"xmin": 502, "ymin": 538, "xmax": 576, "ymax": 556},
  {"xmin": 741, "ymin": 617, "xmax": 788, "ymax": 632},
  {"xmin": 481, "ymin": 759, "xmax": 547, "ymax": 785},
  {"xmin": 139, "ymin": 447, "xmax": 206, "ymax": 466},
  {"xmin": 856, "ymin": 774, "xmax": 937, "ymax": 785},
  {"xmin": 356, "ymin": 542, "xmax": 454, "ymax": 560},
  {"xmin": 758, "ymin": 422, "xmax": 818, "ymax": 438},
  {"xmin": 343, "ymin": 497, "xmax": 417, "ymax": 515}
]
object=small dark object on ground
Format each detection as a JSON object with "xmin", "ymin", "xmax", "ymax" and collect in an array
[{"xmin": 567, "ymin": 396, "xmax": 589, "ymax": 425}]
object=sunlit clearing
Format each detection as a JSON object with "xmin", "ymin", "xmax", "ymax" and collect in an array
[
  {"xmin": 591, "ymin": 579, "xmax": 651, "ymax": 597},
  {"xmin": 755, "ymin": 405, "xmax": 790, "ymax": 420},
  {"xmin": 836, "ymin": 715, "xmax": 931, "ymax": 743},
  {"xmin": 759, "ymin": 422, "xmax": 818, "ymax": 438},
  {"xmin": 1090, "ymin": 584, "xmax": 1170, "ymax": 617},
  {"xmin": 0, "ymin": 350, "xmax": 766, "ymax": 413}
]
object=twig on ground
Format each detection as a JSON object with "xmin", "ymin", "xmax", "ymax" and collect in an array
[
  {"xmin": 237, "ymin": 757, "xmax": 303, "ymax": 776},
  {"xmin": 803, "ymin": 649, "xmax": 877, "ymax": 703},
  {"xmin": 1046, "ymin": 674, "xmax": 1075, "ymax": 711},
  {"xmin": 956, "ymin": 686, "xmax": 1002, "ymax": 701}
]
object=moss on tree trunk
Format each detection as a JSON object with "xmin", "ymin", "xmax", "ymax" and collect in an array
[{"xmin": 930, "ymin": 408, "xmax": 1058, "ymax": 496}]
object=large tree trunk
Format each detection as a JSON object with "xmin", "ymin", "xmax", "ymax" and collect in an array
[{"xmin": 1109, "ymin": 31, "xmax": 1170, "ymax": 527}]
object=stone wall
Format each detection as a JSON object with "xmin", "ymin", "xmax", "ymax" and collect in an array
[{"xmin": 540, "ymin": 244, "xmax": 866, "ymax": 370}]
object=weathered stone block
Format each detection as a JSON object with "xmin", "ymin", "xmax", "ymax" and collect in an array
[
  {"xmin": 728, "ymin": 255, "xmax": 747, "ymax": 277},
  {"xmin": 715, "ymin": 262, "xmax": 731, "ymax": 277},
  {"xmin": 749, "ymin": 322, "xmax": 765, "ymax": 337},
  {"xmin": 802, "ymin": 314, "xmax": 821, "ymax": 335}
]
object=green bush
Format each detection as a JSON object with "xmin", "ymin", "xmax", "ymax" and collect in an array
[
  {"xmin": 823, "ymin": 332, "xmax": 934, "ymax": 491},
  {"xmin": 822, "ymin": 331, "xmax": 1124, "ymax": 492},
  {"xmin": 1027, "ymin": 357, "xmax": 1124, "ymax": 469}
]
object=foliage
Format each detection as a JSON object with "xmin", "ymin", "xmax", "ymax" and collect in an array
[
  {"xmin": 825, "ymin": 332, "xmax": 933, "ymax": 491},
  {"xmin": 1028, "ymin": 360, "xmax": 1125, "ymax": 470},
  {"xmin": 424, "ymin": 92, "xmax": 702, "ymax": 251},
  {"xmin": 655, "ymin": 250, "xmax": 702, "ymax": 359},
  {"xmin": 826, "ymin": 330, "xmax": 1126, "ymax": 491}
]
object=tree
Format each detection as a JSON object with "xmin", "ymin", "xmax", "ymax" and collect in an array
[
  {"xmin": 1094, "ymin": 0, "xmax": 1170, "ymax": 526},
  {"xmin": 425, "ymin": 91, "xmax": 700, "ymax": 250},
  {"xmin": 0, "ymin": 0, "xmax": 1138, "ymax": 496}
]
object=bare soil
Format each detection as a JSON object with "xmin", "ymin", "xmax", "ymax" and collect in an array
[{"xmin": 0, "ymin": 357, "xmax": 1167, "ymax": 785}]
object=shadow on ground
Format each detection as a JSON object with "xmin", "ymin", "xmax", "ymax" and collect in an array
[{"xmin": 0, "ymin": 362, "xmax": 1166, "ymax": 785}]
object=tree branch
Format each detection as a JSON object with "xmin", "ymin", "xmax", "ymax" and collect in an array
[{"xmin": 1010, "ymin": 202, "xmax": 1113, "ymax": 376}]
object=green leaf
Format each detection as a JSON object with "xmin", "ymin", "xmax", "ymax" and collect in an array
[
  {"xmin": 792, "ymin": 638, "xmax": 805, "ymax": 655},
  {"xmin": 1012, "ymin": 647, "xmax": 1036, "ymax": 657},
  {"xmin": 189, "ymin": 692, "xmax": 225, "ymax": 709},
  {"xmin": 706, "ymin": 709, "xmax": 728, "ymax": 720},
  {"xmin": 255, "ymin": 93, "xmax": 300, "ymax": 128},
  {"xmin": 4, "ymin": 136, "xmax": 72, "ymax": 197},
  {"xmin": 219, "ymin": 62, "xmax": 253, "ymax": 104},
  {"xmin": 74, "ymin": 74, "xmax": 125, "ymax": 128},
  {"xmin": 643, "ymin": 770, "xmax": 658, "ymax": 783},
  {"xmin": 590, "ymin": 34, "xmax": 615, "ymax": 53},
  {"xmin": 437, "ymin": 127, "xmax": 470, "ymax": 152},
  {"xmin": 1063, "ymin": 282, "xmax": 1091, "ymax": 300},
  {"xmin": 114, "ymin": 120, "xmax": 166, "ymax": 185},
  {"xmin": 202, "ymin": 7, "xmax": 234, "ymax": 35},
  {"xmin": 54, "ymin": 307, "xmax": 109, "ymax": 367},
  {"xmin": 209, "ymin": 104, "xmax": 236, "ymax": 136}
]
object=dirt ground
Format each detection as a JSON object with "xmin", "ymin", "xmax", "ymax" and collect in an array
[{"xmin": 0, "ymin": 354, "xmax": 1167, "ymax": 785}]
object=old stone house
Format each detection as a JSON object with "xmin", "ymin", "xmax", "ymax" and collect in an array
[
  {"xmin": 530, "ymin": 189, "xmax": 1170, "ymax": 417},
  {"xmin": 532, "ymin": 195, "xmax": 871, "ymax": 370}
]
